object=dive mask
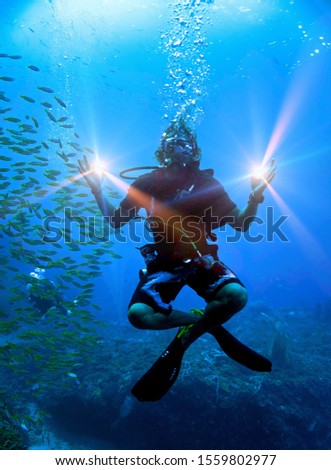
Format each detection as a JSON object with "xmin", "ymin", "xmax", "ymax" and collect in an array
[{"xmin": 162, "ymin": 137, "xmax": 198, "ymax": 167}]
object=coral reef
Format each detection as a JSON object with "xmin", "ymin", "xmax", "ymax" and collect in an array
[{"xmin": 1, "ymin": 306, "xmax": 331, "ymax": 450}]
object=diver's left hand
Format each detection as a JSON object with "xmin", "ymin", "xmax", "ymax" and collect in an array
[
  {"xmin": 78, "ymin": 155, "xmax": 103, "ymax": 194},
  {"xmin": 250, "ymin": 158, "xmax": 276, "ymax": 198}
]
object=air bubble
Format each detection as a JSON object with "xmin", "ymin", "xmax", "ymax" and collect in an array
[
  {"xmin": 161, "ymin": 0, "xmax": 211, "ymax": 125},
  {"xmin": 172, "ymin": 39, "xmax": 182, "ymax": 47}
]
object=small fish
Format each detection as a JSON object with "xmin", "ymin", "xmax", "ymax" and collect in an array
[
  {"xmin": 57, "ymin": 116, "xmax": 68, "ymax": 122},
  {"xmin": 12, "ymin": 162, "xmax": 26, "ymax": 167},
  {"xmin": 60, "ymin": 124, "xmax": 74, "ymax": 129},
  {"xmin": 4, "ymin": 117, "xmax": 21, "ymax": 122},
  {"xmin": 67, "ymin": 242, "xmax": 80, "ymax": 252},
  {"xmin": 29, "ymin": 145, "xmax": 42, "ymax": 152},
  {"xmin": 67, "ymin": 372, "xmax": 80, "ymax": 385},
  {"xmin": 33, "ymin": 189, "xmax": 49, "ymax": 197},
  {"xmin": 30, "ymin": 161, "xmax": 48, "ymax": 167},
  {"xmin": 48, "ymin": 138, "xmax": 62, "ymax": 149},
  {"xmin": 45, "ymin": 109, "xmax": 57, "ymax": 122},
  {"xmin": 7, "ymin": 129, "xmax": 22, "ymax": 136},
  {"xmin": 0, "ymin": 76, "xmax": 15, "ymax": 82},
  {"xmin": 0, "ymin": 107, "xmax": 12, "ymax": 114},
  {"xmin": 54, "ymin": 96, "xmax": 66, "ymax": 108},
  {"xmin": 19, "ymin": 124, "xmax": 34, "ymax": 131},
  {"xmin": 0, "ymin": 92, "xmax": 10, "ymax": 102},
  {"xmin": 7, "ymin": 265, "xmax": 19, "ymax": 271},
  {"xmin": 44, "ymin": 172, "xmax": 57, "ymax": 181},
  {"xmin": 10, "ymin": 146, "xmax": 32, "ymax": 155},
  {"xmin": 22, "ymin": 238, "xmax": 45, "ymax": 246},
  {"xmin": 46, "ymin": 169, "xmax": 61, "ymax": 176},
  {"xmin": 12, "ymin": 175, "xmax": 26, "ymax": 181},
  {"xmin": 37, "ymin": 86, "xmax": 54, "ymax": 93},
  {"xmin": 67, "ymin": 372, "xmax": 78, "ymax": 378},
  {"xmin": 19, "ymin": 138, "xmax": 37, "ymax": 145},
  {"xmin": 20, "ymin": 125, "xmax": 37, "ymax": 134},
  {"xmin": 20, "ymin": 95, "xmax": 36, "ymax": 103},
  {"xmin": 41, "ymin": 141, "xmax": 50, "ymax": 149},
  {"xmin": 32, "ymin": 117, "xmax": 39, "ymax": 128},
  {"xmin": 56, "ymin": 152, "xmax": 68, "ymax": 162},
  {"xmin": 8, "ymin": 55, "xmax": 22, "ymax": 60},
  {"xmin": 28, "ymin": 177, "xmax": 39, "ymax": 185},
  {"xmin": 68, "ymin": 141, "xmax": 84, "ymax": 152},
  {"xmin": 28, "ymin": 65, "xmax": 40, "ymax": 72},
  {"xmin": 41, "ymin": 101, "xmax": 53, "ymax": 109},
  {"xmin": 0, "ymin": 53, "xmax": 8, "ymax": 58}
]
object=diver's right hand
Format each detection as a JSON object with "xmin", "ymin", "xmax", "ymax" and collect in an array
[{"xmin": 78, "ymin": 155, "xmax": 102, "ymax": 194}]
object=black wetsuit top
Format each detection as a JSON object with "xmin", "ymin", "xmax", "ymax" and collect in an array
[{"xmin": 115, "ymin": 167, "xmax": 237, "ymax": 260}]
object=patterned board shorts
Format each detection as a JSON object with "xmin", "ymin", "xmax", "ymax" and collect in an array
[{"xmin": 128, "ymin": 255, "xmax": 244, "ymax": 314}]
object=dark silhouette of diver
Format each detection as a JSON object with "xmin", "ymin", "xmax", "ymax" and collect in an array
[
  {"xmin": 78, "ymin": 119, "xmax": 276, "ymax": 401},
  {"xmin": 27, "ymin": 268, "xmax": 69, "ymax": 318}
]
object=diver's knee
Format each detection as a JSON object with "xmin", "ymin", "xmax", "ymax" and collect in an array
[
  {"xmin": 127, "ymin": 305, "xmax": 144, "ymax": 328},
  {"xmin": 127, "ymin": 303, "xmax": 153, "ymax": 329},
  {"xmin": 217, "ymin": 283, "xmax": 248, "ymax": 312}
]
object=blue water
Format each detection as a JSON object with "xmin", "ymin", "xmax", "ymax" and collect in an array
[{"xmin": 1, "ymin": 0, "xmax": 331, "ymax": 451}]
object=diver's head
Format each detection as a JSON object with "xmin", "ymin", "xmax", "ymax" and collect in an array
[
  {"xmin": 29, "ymin": 267, "xmax": 45, "ymax": 281},
  {"xmin": 155, "ymin": 118, "xmax": 201, "ymax": 169}
]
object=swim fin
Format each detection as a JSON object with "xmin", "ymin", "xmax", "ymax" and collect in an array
[
  {"xmin": 131, "ymin": 336, "xmax": 185, "ymax": 402},
  {"xmin": 131, "ymin": 325, "xmax": 271, "ymax": 402},
  {"xmin": 210, "ymin": 326, "xmax": 272, "ymax": 372}
]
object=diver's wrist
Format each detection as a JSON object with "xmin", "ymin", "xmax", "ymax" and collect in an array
[
  {"xmin": 248, "ymin": 190, "xmax": 264, "ymax": 204},
  {"xmin": 92, "ymin": 186, "xmax": 102, "ymax": 196}
]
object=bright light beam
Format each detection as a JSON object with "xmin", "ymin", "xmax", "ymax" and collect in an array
[
  {"xmin": 92, "ymin": 157, "xmax": 107, "ymax": 177},
  {"xmin": 251, "ymin": 164, "xmax": 268, "ymax": 180},
  {"xmin": 103, "ymin": 170, "xmax": 131, "ymax": 196},
  {"xmin": 262, "ymin": 60, "xmax": 321, "ymax": 167},
  {"xmin": 267, "ymin": 184, "xmax": 328, "ymax": 264}
]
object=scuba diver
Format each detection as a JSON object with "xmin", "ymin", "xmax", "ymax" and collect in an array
[
  {"xmin": 27, "ymin": 267, "xmax": 69, "ymax": 318},
  {"xmin": 78, "ymin": 118, "xmax": 276, "ymax": 401}
]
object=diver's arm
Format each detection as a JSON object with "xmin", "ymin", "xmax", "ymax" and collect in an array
[
  {"xmin": 226, "ymin": 201, "xmax": 259, "ymax": 232},
  {"xmin": 226, "ymin": 159, "xmax": 276, "ymax": 232},
  {"xmin": 91, "ymin": 186, "xmax": 117, "ymax": 220},
  {"xmin": 91, "ymin": 188, "xmax": 135, "ymax": 230},
  {"xmin": 78, "ymin": 155, "xmax": 130, "ymax": 229}
]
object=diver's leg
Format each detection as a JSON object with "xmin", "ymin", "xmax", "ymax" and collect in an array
[
  {"xmin": 128, "ymin": 302, "xmax": 200, "ymax": 330},
  {"xmin": 178, "ymin": 282, "xmax": 248, "ymax": 349}
]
